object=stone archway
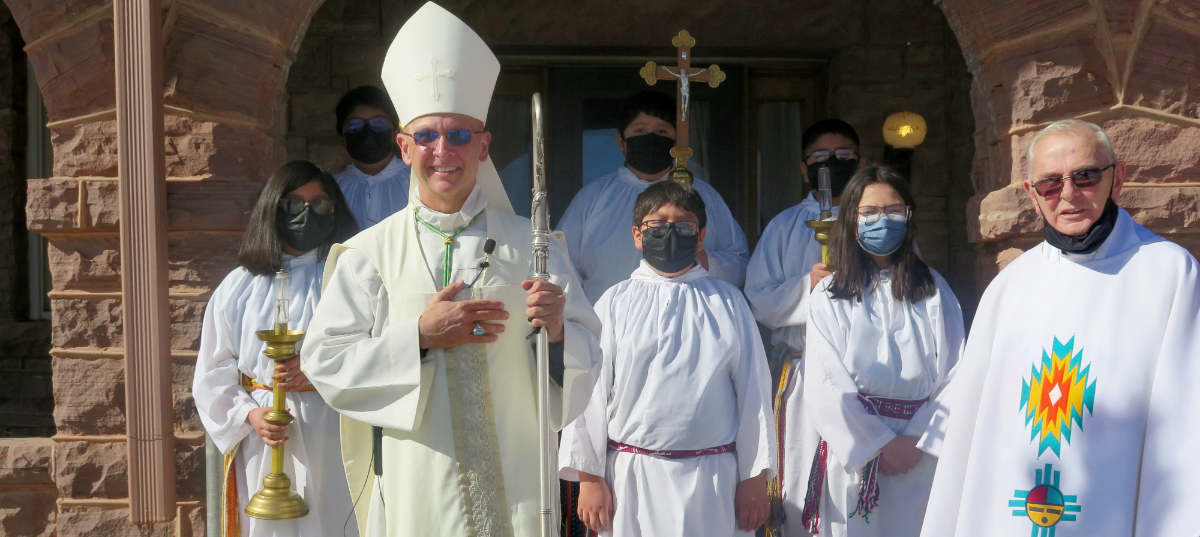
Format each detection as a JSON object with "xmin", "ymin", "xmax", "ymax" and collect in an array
[
  {"xmin": 938, "ymin": 0, "xmax": 1200, "ymax": 279},
  {"xmin": 4, "ymin": 1, "xmax": 324, "ymax": 535},
  {"xmin": 0, "ymin": 1, "xmax": 1195, "ymax": 536}
]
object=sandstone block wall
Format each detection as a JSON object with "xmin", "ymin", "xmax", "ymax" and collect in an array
[
  {"xmin": 1, "ymin": 1, "xmax": 1196, "ymax": 537},
  {"xmin": 10, "ymin": 0, "xmax": 322, "ymax": 535},
  {"xmin": 0, "ymin": 438, "xmax": 56, "ymax": 537},
  {"xmin": 940, "ymin": 0, "xmax": 1200, "ymax": 280}
]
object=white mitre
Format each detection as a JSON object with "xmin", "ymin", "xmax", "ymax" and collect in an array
[{"xmin": 381, "ymin": 1, "xmax": 513, "ymax": 213}]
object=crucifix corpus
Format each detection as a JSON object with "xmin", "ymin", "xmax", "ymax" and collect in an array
[{"xmin": 639, "ymin": 30, "xmax": 726, "ymax": 185}]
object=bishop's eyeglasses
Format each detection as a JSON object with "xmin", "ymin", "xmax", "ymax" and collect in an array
[
  {"xmin": 1031, "ymin": 164, "xmax": 1114, "ymax": 198},
  {"xmin": 400, "ymin": 129, "xmax": 486, "ymax": 147}
]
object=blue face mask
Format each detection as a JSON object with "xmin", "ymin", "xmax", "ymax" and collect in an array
[{"xmin": 857, "ymin": 217, "xmax": 907, "ymax": 256}]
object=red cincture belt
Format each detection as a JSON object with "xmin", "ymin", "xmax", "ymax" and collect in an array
[
  {"xmin": 800, "ymin": 392, "xmax": 928, "ymax": 534},
  {"xmin": 607, "ymin": 439, "xmax": 736, "ymax": 459}
]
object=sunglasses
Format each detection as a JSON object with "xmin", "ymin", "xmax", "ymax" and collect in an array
[
  {"xmin": 344, "ymin": 116, "xmax": 393, "ymax": 135},
  {"xmin": 640, "ymin": 220, "xmax": 701, "ymax": 238},
  {"xmin": 278, "ymin": 196, "xmax": 334, "ymax": 216},
  {"xmin": 400, "ymin": 129, "xmax": 486, "ymax": 147},
  {"xmin": 1032, "ymin": 164, "xmax": 1114, "ymax": 198},
  {"xmin": 806, "ymin": 148, "xmax": 857, "ymax": 164}
]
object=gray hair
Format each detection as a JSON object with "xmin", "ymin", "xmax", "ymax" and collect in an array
[{"xmin": 1024, "ymin": 119, "xmax": 1118, "ymax": 178}]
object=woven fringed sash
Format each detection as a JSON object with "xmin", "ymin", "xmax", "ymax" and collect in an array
[
  {"xmin": 607, "ymin": 439, "xmax": 735, "ymax": 458},
  {"xmin": 799, "ymin": 393, "xmax": 928, "ymax": 534}
]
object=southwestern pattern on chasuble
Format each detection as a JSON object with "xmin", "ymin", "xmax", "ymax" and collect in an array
[{"xmin": 1009, "ymin": 336, "xmax": 1098, "ymax": 536}]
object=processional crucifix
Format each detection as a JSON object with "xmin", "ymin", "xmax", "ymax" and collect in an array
[{"xmin": 639, "ymin": 30, "xmax": 726, "ymax": 185}]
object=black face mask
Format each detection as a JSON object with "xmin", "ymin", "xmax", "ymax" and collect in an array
[
  {"xmin": 1043, "ymin": 198, "xmax": 1119, "ymax": 255},
  {"xmin": 345, "ymin": 130, "xmax": 395, "ymax": 165},
  {"xmin": 623, "ymin": 133, "xmax": 675, "ymax": 175},
  {"xmin": 641, "ymin": 226, "xmax": 699, "ymax": 274},
  {"xmin": 277, "ymin": 206, "xmax": 335, "ymax": 253},
  {"xmin": 808, "ymin": 158, "xmax": 859, "ymax": 198}
]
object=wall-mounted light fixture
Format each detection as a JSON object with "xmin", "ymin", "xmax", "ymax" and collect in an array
[{"xmin": 882, "ymin": 111, "xmax": 926, "ymax": 181}]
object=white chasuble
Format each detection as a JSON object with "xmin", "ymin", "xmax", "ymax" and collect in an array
[
  {"xmin": 558, "ymin": 263, "xmax": 777, "ymax": 537},
  {"xmin": 802, "ymin": 269, "xmax": 964, "ymax": 537},
  {"xmin": 919, "ymin": 209, "xmax": 1200, "ymax": 537},
  {"xmin": 302, "ymin": 199, "xmax": 602, "ymax": 537}
]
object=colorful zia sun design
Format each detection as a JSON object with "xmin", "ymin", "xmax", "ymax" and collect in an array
[
  {"xmin": 1010, "ymin": 463, "xmax": 1082, "ymax": 536},
  {"xmin": 1019, "ymin": 336, "xmax": 1097, "ymax": 457}
]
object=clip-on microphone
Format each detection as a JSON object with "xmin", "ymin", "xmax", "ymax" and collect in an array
[{"xmin": 465, "ymin": 238, "xmax": 496, "ymax": 288}]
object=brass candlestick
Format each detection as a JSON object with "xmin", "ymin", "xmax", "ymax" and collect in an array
[
  {"xmin": 806, "ymin": 211, "xmax": 835, "ymax": 265},
  {"xmin": 245, "ymin": 269, "xmax": 308, "ymax": 520},
  {"xmin": 806, "ymin": 165, "xmax": 837, "ymax": 265}
]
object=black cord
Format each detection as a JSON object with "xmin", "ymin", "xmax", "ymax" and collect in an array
[{"xmin": 343, "ymin": 428, "xmax": 385, "ymax": 537}]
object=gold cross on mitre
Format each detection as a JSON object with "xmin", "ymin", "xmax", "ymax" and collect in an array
[{"xmin": 639, "ymin": 30, "xmax": 726, "ymax": 185}]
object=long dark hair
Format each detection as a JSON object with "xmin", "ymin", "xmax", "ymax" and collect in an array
[
  {"xmin": 237, "ymin": 161, "xmax": 359, "ymax": 276},
  {"xmin": 828, "ymin": 165, "xmax": 934, "ymax": 303}
]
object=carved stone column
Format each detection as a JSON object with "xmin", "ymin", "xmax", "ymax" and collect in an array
[{"xmin": 113, "ymin": 0, "xmax": 174, "ymax": 523}]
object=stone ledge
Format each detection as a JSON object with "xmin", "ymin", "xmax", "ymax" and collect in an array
[
  {"xmin": 50, "ymin": 116, "xmax": 284, "ymax": 179},
  {"xmin": 52, "ymin": 437, "xmax": 205, "ymax": 504},
  {"xmin": 42, "ymin": 231, "xmax": 242, "ymax": 294},
  {"xmin": 966, "ymin": 183, "xmax": 1038, "ymax": 242},
  {"xmin": 28, "ymin": 176, "xmax": 263, "ymax": 232}
]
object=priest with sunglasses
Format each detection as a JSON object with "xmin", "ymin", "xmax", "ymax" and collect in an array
[
  {"xmin": 299, "ymin": 4, "xmax": 602, "ymax": 537},
  {"xmin": 333, "ymin": 85, "xmax": 412, "ymax": 230},
  {"xmin": 919, "ymin": 119, "xmax": 1200, "ymax": 537}
]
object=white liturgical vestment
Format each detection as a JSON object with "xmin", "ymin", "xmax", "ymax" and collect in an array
[
  {"xmin": 919, "ymin": 208, "xmax": 1200, "ymax": 537},
  {"xmin": 192, "ymin": 251, "xmax": 356, "ymax": 537},
  {"xmin": 559, "ymin": 262, "xmax": 777, "ymax": 537},
  {"xmin": 744, "ymin": 193, "xmax": 837, "ymax": 534},
  {"xmin": 301, "ymin": 184, "xmax": 602, "ymax": 537},
  {"xmin": 334, "ymin": 156, "xmax": 411, "ymax": 230},
  {"xmin": 558, "ymin": 166, "xmax": 749, "ymax": 302},
  {"xmin": 745, "ymin": 192, "xmax": 837, "ymax": 352},
  {"xmin": 801, "ymin": 269, "xmax": 964, "ymax": 537}
]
